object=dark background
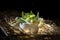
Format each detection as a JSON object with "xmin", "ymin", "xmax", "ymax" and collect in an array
[
  {"xmin": 0, "ymin": 0, "xmax": 59, "ymax": 20},
  {"xmin": 0, "ymin": 0, "xmax": 50, "ymax": 19}
]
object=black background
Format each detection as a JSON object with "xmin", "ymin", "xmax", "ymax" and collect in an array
[{"xmin": 0, "ymin": 0, "xmax": 59, "ymax": 19}]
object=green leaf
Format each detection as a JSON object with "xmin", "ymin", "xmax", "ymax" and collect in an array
[
  {"xmin": 22, "ymin": 11, "xmax": 24, "ymax": 18},
  {"xmin": 37, "ymin": 12, "xmax": 39, "ymax": 18},
  {"xmin": 30, "ymin": 11, "xmax": 34, "ymax": 15}
]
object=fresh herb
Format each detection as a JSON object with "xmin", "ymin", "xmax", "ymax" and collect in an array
[{"xmin": 9, "ymin": 11, "xmax": 44, "ymax": 27}]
